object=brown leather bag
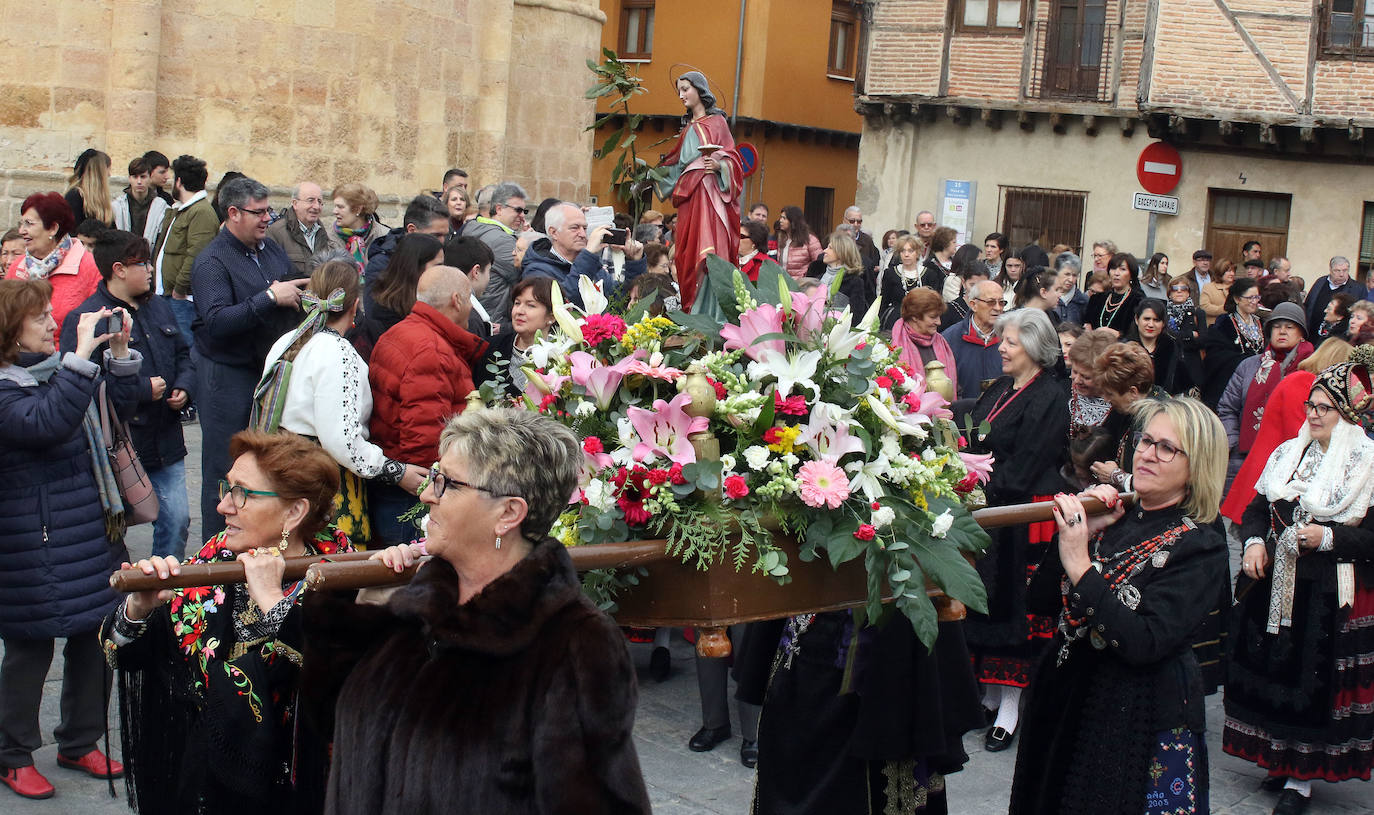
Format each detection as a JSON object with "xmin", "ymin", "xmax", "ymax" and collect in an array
[{"xmin": 98, "ymin": 381, "xmax": 159, "ymax": 525}]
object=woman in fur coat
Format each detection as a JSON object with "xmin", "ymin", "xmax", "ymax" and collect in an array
[{"xmin": 302, "ymin": 408, "xmax": 650, "ymax": 815}]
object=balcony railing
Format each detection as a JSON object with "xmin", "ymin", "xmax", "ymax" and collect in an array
[{"xmin": 1026, "ymin": 20, "xmax": 1115, "ymax": 103}]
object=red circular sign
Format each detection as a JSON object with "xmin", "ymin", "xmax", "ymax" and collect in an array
[
  {"xmin": 1136, "ymin": 142, "xmax": 1182, "ymax": 195},
  {"xmin": 737, "ymin": 142, "xmax": 759, "ymax": 178}
]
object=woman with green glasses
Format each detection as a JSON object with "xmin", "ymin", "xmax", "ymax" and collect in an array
[{"xmin": 104, "ymin": 430, "xmax": 352, "ymax": 813}]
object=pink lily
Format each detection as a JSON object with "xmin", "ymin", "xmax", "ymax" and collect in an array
[
  {"xmin": 721, "ymin": 303, "xmax": 785, "ymax": 362},
  {"xmin": 626, "ymin": 391, "xmax": 708, "ymax": 465},
  {"xmin": 625, "ymin": 349, "xmax": 684, "ymax": 382},
  {"xmin": 569, "ymin": 351, "xmax": 635, "ymax": 410},
  {"xmin": 900, "ymin": 375, "xmax": 954, "ymax": 420},
  {"xmin": 958, "ymin": 451, "xmax": 995, "ymax": 485},
  {"xmin": 797, "ymin": 404, "xmax": 866, "ymax": 464},
  {"xmin": 787, "ymin": 287, "xmax": 828, "ymax": 341},
  {"xmin": 523, "ymin": 371, "xmax": 568, "ymax": 403}
]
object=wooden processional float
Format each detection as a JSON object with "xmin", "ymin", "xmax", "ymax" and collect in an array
[{"xmin": 110, "ymin": 360, "xmax": 1133, "ymax": 656}]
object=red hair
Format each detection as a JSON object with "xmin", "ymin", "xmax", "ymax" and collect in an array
[{"xmin": 21, "ymin": 192, "xmax": 76, "ymax": 242}]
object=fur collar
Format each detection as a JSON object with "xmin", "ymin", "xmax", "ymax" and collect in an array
[{"xmin": 386, "ymin": 537, "xmax": 586, "ymax": 657}]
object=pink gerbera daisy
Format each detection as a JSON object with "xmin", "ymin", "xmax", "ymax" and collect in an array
[{"xmin": 797, "ymin": 460, "xmax": 850, "ymax": 509}]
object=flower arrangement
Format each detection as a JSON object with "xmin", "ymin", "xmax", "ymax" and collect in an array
[{"xmin": 489, "ymin": 258, "xmax": 993, "ymax": 648}]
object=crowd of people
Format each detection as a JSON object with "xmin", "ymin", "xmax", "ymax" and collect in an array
[{"xmin": 0, "ymin": 144, "xmax": 1371, "ymax": 815}]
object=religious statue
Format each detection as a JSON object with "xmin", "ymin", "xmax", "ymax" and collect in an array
[{"xmin": 653, "ymin": 71, "xmax": 743, "ymax": 313}]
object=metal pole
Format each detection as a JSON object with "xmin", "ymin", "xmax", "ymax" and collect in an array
[
  {"xmin": 731, "ymin": 0, "xmax": 747, "ymax": 126},
  {"xmin": 1146, "ymin": 211, "xmax": 1158, "ymax": 258}
]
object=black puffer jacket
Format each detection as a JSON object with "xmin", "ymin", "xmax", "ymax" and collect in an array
[
  {"xmin": 61, "ymin": 283, "xmax": 195, "ymax": 470},
  {"xmin": 0, "ymin": 349, "xmax": 143, "ymax": 638}
]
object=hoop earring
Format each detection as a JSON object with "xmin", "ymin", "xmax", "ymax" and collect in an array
[{"xmin": 279, "ymin": 528, "xmax": 290, "ymax": 551}]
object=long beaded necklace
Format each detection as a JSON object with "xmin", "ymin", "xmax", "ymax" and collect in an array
[
  {"xmin": 1098, "ymin": 289, "xmax": 1129, "ymax": 327},
  {"xmin": 1233, "ymin": 312, "xmax": 1263, "ymax": 353},
  {"xmin": 1055, "ymin": 518, "xmax": 1192, "ymax": 665}
]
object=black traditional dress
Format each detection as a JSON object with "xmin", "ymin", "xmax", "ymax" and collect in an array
[
  {"xmin": 1085, "ymin": 288, "xmax": 1141, "ymax": 334},
  {"xmin": 752, "ymin": 612, "xmax": 983, "ymax": 815},
  {"xmin": 1200, "ymin": 311, "xmax": 1264, "ymax": 409},
  {"xmin": 101, "ymin": 529, "xmax": 352, "ymax": 815},
  {"xmin": 963, "ymin": 372, "xmax": 1069, "ymax": 687},
  {"xmin": 1224, "ymin": 428, "xmax": 1374, "ymax": 782},
  {"xmin": 1010, "ymin": 503, "xmax": 1228, "ymax": 814}
]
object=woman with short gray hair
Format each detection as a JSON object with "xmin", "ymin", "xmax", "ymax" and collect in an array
[
  {"xmin": 302, "ymin": 407, "xmax": 650, "ymax": 813},
  {"xmin": 963, "ymin": 305, "xmax": 1070, "ymax": 753}
]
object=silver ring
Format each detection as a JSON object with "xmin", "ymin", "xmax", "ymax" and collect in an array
[{"xmin": 1066, "ymin": 514, "xmax": 1082, "ymax": 527}]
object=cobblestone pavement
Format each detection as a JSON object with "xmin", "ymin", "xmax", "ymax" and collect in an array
[{"xmin": 4, "ymin": 424, "xmax": 1369, "ymax": 813}]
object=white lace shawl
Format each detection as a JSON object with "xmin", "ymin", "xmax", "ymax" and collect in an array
[{"xmin": 1254, "ymin": 420, "xmax": 1374, "ymax": 523}]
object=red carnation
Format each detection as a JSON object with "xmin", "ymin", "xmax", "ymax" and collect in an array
[
  {"xmin": 871, "ymin": 501, "xmax": 881, "ymax": 510},
  {"xmin": 774, "ymin": 392, "xmax": 808, "ymax": 415},
  {"xmin": 581, "ymin": 313, "xmax": 628, "ymax": 345},
  {"xmin": 723, "ymin": 474, "xmax": 750, "ymax": 500},
  {"xmin": 854, "ymin": 524, "xmax": 876, "ymax": 541},
  {"xmin": 708, "ymin": 378, "xmax": 727, "ymax": 399},
  {"xmin": 646, "ymin": 468, "xmax": 669, "ymax": 486},
  {"xmin": 955, "ymin": 472, "xmax": 979, "ymax": 494},
  {"xmin": 762, "ymin": 426, "xmax": 784, "ymax": 445},
  {"xmin": 583, "ymin": 436, "xmax": 604, "ymax": 454},
  {"xmin": 875, "ymin": 376, "xmax": 893, "ymax": 390},
  {"xmin": 886, "ymin": 366, "xmax": 906, "ymax": 385},
  {"xmin": 668, "ymin": 463, "xmax": 687, "ymax": 485}
]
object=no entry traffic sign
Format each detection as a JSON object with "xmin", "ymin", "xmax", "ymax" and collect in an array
[{"xmin": 1136, "ymin": 142, "xmax": 1182, "ymax": 195}]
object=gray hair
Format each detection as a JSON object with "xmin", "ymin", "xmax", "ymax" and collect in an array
[
  {"xmin": 972, "ymin": 279, "xmax": 1003, "ymax": 301},
  {"xmin": 1268, "ymin": 256, "xmax": 1288, "ymax": 273},
  {"xmin": 1092, "ymin": 239, "xmax": 1118, "ymax": 255},
  {"xmin": 844, "ymin": 205, "xmax": 861, "ymax": 219},
  {"xmin": 487, "ymin": 182, "xmax": 529, "ymax": 216},
  {"xmin": 291, "ymin": 181, "xmax": 320, "ymax": 199},
  {"xmin": 437, "ymin": 408, "xmax": 580, "ymax": 540},
  {"xmin": 1330, "ymin": 256, "xmax": 1351, "ymax": 270},
  {"xmin": 1053, "ymin": 251, "xmax": 1081, "ymax": 274},
  {"xmin": 544, "ymin": 202, "xmax": 577, "ymax": 233},
  {"xmin": 995, "ymin": 308, "xmax": 1061, "ymax": 369},
  {"xmin": 218, "ymin": 176, "xmax": 270, "ymax": 212},
  {"xmin": 473, "ymin": 184, "xmax": 497, "ymax": 209},
  {"xmin": 416, "ymin": 265, "xmax": 469, "ymax": 308},
  {"xmin": 307, "ymin": 248, "xmax": 354, "ymax": 274},
  {"xmin": 632, "ymin": 223, "xmax": 662, "ymax": 244}
]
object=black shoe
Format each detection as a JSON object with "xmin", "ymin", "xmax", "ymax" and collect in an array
[
  {"xmin": 739, "ymin": 739, "xmax": 758, "ymax": 768},
  {"xmin": 649, "ymin": 646, "xmax": 671, "ymax": 682},
  {"xmin": 1272, "ymin": 788, "xmax": 1311, "ymax": 815},
  {"xmin": 1260, "ymin": 775, "xmax": 1287, "ymax": 792},
  {"xmin": 688, "ymin": 725, "xmax": 731, "ymax": 752},
  {"xmin": 179, "ymin": 406, "xmax": 197, "ymax": 425},
  {"xmin": 984, "ymin": 725, "xmax": 1016, "ymax": 752}
]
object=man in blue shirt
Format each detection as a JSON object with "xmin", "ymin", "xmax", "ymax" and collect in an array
[{"xmin": 190, "ymin": 176, "xmax": 306, "ymax": 539}]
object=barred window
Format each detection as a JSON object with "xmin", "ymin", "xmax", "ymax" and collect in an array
[{"xmin": 998, "ymin": 186, "xmax": 1088, "ymax": 255}]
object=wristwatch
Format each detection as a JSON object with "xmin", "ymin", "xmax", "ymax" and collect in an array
[{"xmin": 265, "ymin": 286, "xmax": 277, "ymax": 304}]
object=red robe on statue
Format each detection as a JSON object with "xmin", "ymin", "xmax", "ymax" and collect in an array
[{"xmin": 656, "ymin": 114, "xmax": 743, "ymax": 311}]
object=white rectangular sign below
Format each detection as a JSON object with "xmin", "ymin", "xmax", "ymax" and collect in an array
[{"xmin": 1133, "ymin": 192, "xmax": 1179, "ymax": 215}]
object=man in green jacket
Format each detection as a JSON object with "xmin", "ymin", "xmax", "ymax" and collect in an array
[{"xmin": 152, "ymin": 154, "xmax": 218, "ymax": 345}]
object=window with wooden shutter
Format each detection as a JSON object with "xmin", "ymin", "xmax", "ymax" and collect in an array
[{"xmin": 620, "ymin": 0, "xmax": 655, "ymax": 60}]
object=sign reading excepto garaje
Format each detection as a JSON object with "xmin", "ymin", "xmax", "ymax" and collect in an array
[{"xmin": 1132, "ymin": 192, "xmax": 1179, "ymax": 215}]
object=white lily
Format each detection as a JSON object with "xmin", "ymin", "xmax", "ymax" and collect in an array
[
  {"xmin": 549, "ymin": 281, "xmax": 585, "ymax": 344},
  {"xmin": 845, "ymin": 458, "xmax": 889, "ymax": 503},
  {"xmin": 578, "ymin": 275, "xmax": 609, "ymax": 316},
  {"xmin": 749, "ymin": 349, "xmax": 822, "ymax": 399},
  {"xmin": 857, "ymin": 295, "xmax": 882, "ymax": 333},
  {"xmin": 824, "ymin": 318, "xmax": 866, "ymax": 360},
  {"xmin": 866, "ymin": 394, "xmax": 922, "ymax": 437},
  {"xmin": 526, "ymin": 334, "xmax": 576, "ymax": 370}
]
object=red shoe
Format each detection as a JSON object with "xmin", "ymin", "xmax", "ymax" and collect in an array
[
  {"xmin": 56, "ymin": 748, "xmax": 123, "ymax": 779},
  {"xmin": 1, "ymin": 765, "xmax": 55, "ymax": 799}
]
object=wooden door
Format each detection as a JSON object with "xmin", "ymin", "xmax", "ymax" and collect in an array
[
  {"xmin": 1203, "ymin": 189, "xmax": 1290, "ymax": 271},
  {"xmin": 1045, "ymin": 0, "xmax": 1107, "ymax": 99}
]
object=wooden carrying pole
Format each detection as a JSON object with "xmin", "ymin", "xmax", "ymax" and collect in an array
[{"xmin": 109, "ymin": 496, "xmax": 1133, "ymax": 594}]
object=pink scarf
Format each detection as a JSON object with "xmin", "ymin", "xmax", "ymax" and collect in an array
[{"xmin": 892, "ymin": 319, "xmax": 958, "ymax": 387}]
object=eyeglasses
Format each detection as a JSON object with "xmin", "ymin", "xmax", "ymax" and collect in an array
[
  {"xmin": 1303, "ymin": 400, "xmax": 1336, "ymax": 418},
  {"xmin": 218, "ymin": 479, "xmax": 280, "ymax": 508},
  {"xmin": 295, "ymin": 197, "xmax": 324, "ymax": 205},
  {"xmin": 1133, "ymin": 432, "xmax": 1187, "ymax": 463},
  {"xmin": 916, "ymin": 222, "xmax": 935, "ymax": 229},
  {"xmin": 1239, "ymin": 294, "xmax": 1262, "ymax": 302},
  {"xmin": 1169, "ymin": 285, "xmax": 1190, "ymax": 292},
  {"xmin": 501, "ymin": 203, "xmax": 529, "ymax": 215},
  {"xmin": 235, "ymin": 206, "xmax": 272, "ymax": 219},
  {"xmin": 846, "ymin": 217, "xmax": 862, "ymax": 225},
  {"xmin": 428, "ymin": 464, "xmax": 497, "ymax": 500},
  {"xmin": 970, "ymin": 297, "xmax": 1002, "ymax": 306}
]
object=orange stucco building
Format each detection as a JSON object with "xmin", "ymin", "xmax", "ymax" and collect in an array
[{"xmin": 592, "ymin": 0, "xmax": 863, "ymax": 235}]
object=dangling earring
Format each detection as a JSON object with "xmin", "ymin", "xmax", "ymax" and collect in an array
[
  {"xmin": 279, "ymin": 528, "xmax": 290, "ymax": 551},
  {"xmin": 494, "ymin": 531, "xmax": 503, "ymax": 550}
]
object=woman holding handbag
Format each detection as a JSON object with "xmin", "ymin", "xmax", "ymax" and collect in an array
[{"xmin": 0, "ymin": 278, "xmax": 143, "ymax": 801}]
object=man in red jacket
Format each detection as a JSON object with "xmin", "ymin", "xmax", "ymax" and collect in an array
[{"xmin": 367, "ymin": 265, "xmax": 488, "ymax": 543}]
